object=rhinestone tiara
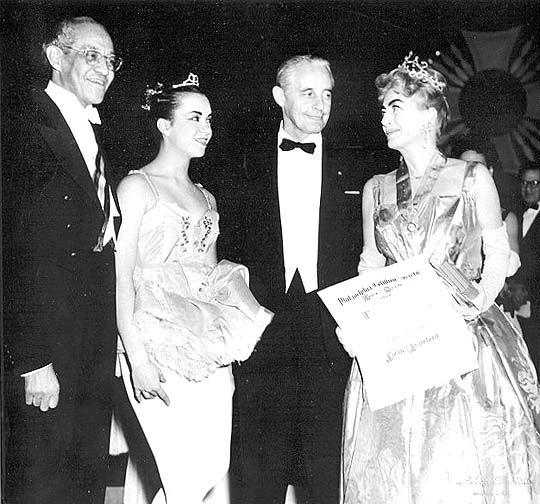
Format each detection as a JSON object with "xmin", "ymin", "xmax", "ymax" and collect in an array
[
  {"xmin": 398, "ymin": 51, "xmax": 445, "ymax": 93},
  {"xmin": 172, "ymin": 72, "xmax": 199, "ymax": 88},
  {"xmin": 142, "ymin": 73, "xmax": 200, "ymax": 111}
]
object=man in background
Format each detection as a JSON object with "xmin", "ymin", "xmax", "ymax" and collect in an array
[{"xmin": 511, "ymin": 161, "xmax": 540, "ymax": 373}]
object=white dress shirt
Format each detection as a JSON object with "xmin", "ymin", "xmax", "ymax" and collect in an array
[
  {"xmin": 522, "ymin": 206, "xmax": 539, "ymax": 237},
  {"xmin": 277, "ymin": 123, "xmax": 322, "ymax": 294},
  {"xmin": 45, "ymin": 81, "xmax": 119, "ymax": 246}
]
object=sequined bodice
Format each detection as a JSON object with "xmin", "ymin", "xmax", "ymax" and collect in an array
[
  {"xmin": 129, "ymin": 171, "xmax": 219, "ymax": 295},
  {"xmin": 137, "ymin": 201, "xmax": 218, "ymax": 265},
  {"xmin": 372, "ymin": 163, "xmax": 482, "ymax": 281}
]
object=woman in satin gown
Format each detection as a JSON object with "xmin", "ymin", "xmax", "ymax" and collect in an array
[
  {"xmin": 338, "ymin": 54, "xmax": 540, "ymax": 503},
  {"xmin": 115, "ymin": 76, "xmax": 272, "ymax": 503}
]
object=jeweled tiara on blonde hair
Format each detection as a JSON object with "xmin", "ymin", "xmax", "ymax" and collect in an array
[
  {"xmin": 142, "ymin": 73, "xmax": 200, "ymax": 111},
  {"xmin": 397, "ymin": 51, "xmax": 445, "ymax": 93}
]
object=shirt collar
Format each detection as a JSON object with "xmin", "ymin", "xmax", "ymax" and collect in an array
[{"xmin": 45, "ymin": 80, "xmax": 101, "ymax": 125}]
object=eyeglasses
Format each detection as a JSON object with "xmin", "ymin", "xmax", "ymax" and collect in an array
[
  {"xmin": 521, "ymin": 179, "xmax": 540, "ymax": 188},
  {"xmin": 61, "ymin": 45, "xmax": 123, "ymax": 72}
]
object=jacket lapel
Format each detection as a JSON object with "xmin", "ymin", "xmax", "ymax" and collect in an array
[
  {"xmin": 318, "ymin": 138, "xmax": 337, "ymax": 286},
  {"xmin": 268, "ymin": 147, "xmax": 286, "ymax": 294},
  {"xmin": 34, "ymin": 90, "xmax": 103, "ymax": 214},
  {"xmin": 523, "ymin": 208, "xmax": 540, "ymax": 242}
]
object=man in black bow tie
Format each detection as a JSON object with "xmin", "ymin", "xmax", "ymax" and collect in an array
[
  {"xmin": 229, "ymin": 55, "xmax": 365, "ymax": 504},
  {"xmin": 510, "ymin": 161, "xmax": 540, "ymax": 373},
  {"xmin": 279, "ymin": 137, "xmax": 317, "ymax": 154}
]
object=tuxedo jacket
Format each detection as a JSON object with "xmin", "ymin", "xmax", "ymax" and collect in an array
[
  {"xmin": 514, "ymin": 205, "xmax": 540, "ymax": 317},
  {"xmin": 4, "ymin": 89, "xmax": 118, "ymax": 382},
  {"xmin": 234, "ymin": 133, "xmax": 366, "ymax": 375}
]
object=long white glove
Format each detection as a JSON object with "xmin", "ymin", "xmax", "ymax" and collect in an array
[
  {"xmin": 473, "ymin": 225, "xmax": 510, "ymax": 313},
  {"xmin": 357, "ymin": 246, "xmax": 386, "ymax": 274},
  {"xmin": 501, "ymin": 220, "xmax": 521, "ymax": 277},
  {"xmin": 507, "ymin": 250, "xmax": 520, "ymax": 278}
]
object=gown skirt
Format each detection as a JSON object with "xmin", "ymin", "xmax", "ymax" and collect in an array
[
  {"xmin": 341, "ymin": 161, "xmax": 540, "ymax": 503},
  {"xmin": 121, "ymin": 356, "xmax": 234, "ymax": 504}
]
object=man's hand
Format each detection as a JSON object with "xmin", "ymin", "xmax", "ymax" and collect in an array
[{"xmin": 24, "ymin": 365, "xmax": 60, "ymax": 412}]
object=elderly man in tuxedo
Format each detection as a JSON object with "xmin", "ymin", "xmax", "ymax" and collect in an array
[
  {"xmin": 3, "ymin": 16, "xmax": 121, "ymax": 503},
  {"xmin": 511, "ymin": 161, "xmax": 540, "ymax": 373},
  {"xmin": 229, "ymin": 55, "xmax": 365, "ymax": 504}
]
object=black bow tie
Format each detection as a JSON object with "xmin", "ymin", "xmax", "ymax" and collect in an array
[
  {"xmin": 525, "ymin": 203, "xmax": 539, "ymax": 211},
  {"xmin": 279, "ymin": 138, "xmax": 316, "ymax": 154}
]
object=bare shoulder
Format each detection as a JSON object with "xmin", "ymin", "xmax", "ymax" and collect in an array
[
  {"xmin": 443, "ymin": 157, "xmax": 492, "ymax": 192},
  {"xmin": 207, "ymin": 190, "xmax": 218, "ymax": 210},
  {"xmin": 363, "ymin": 176, "xmax": 374, "ymax": 192},
  {"xmin": 367, "ymin": 170, "xmax": 396, "ymax": 188},
  {"xmin": 505, "ymin": 210, "xmax": 518, "ymax": 226},
  {"xmin": 445, "ymin": 157, "xmax": 468, "ymax": 171},
  {"xmin": 117, "ymin": 170, "xmax": 155, "ymax": 207},
  {"xmin": 377, "ymin": 169, "xmax": 397, "ymax": 193},
  {"xmin": 444, "ymin": 157, "xmax": 469, "ymax": 181},
  {"xmin": 197, "ymin": 184, "xmax": 218, "ymax": 210},
  {"xmin": 362, "ymin": 170, "xmax": 395, "ymax": 206},
  {"xmin": 447, "ymin": 157, "xmax": 491, "ymax": 179}
]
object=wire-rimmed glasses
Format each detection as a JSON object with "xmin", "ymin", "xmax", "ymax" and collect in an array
[
  {"xmin": 61, "ymin": 45, "xmax": 123, "ymax": 72},
  {"xmin": 521, "ymin": 179, "xmax": 540, "ymax": 189}
]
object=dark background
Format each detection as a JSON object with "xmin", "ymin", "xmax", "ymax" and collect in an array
[
  {"xmin": 2, "ymin": 0, "xmax": 540, "ymax": 202},
  {"xmin": 2, "ymin": 0, "xmax": 539, "ymax": 492}
]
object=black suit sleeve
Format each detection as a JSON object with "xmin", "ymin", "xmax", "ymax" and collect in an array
[{"xmin": 4, "ymin": 112, "xmax": 62, "ymax": 373}]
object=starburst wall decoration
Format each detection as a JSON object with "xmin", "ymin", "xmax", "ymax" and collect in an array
[{"xmin": 434, "ymin": 27, "xmax": 540, "ymax": 173}]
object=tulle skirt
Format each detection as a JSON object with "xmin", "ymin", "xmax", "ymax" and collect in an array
[{"xmin": 134, "ymin": 260, "xmax": 273, "ymax": 381}]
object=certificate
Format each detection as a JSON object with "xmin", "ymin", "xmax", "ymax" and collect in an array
[{"xmin": 318, "ymin": 255, "xmax": 479, "ymax": 410}]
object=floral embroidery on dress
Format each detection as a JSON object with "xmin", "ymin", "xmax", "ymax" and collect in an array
[{"xmin": 196, "ymin": 213, "xmax": 215, "ymax": 253}]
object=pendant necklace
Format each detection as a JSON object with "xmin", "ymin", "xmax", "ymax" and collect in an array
[{"xmin": 396, "ymin": 152, "xmax": 447, "ymax": 233}]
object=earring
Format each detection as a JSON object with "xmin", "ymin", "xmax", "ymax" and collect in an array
[{"xmin": 422, "ymin": 122, "xmax": 433, "ymax": 149}]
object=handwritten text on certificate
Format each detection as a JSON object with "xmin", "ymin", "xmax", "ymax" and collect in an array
[{"xmin": 318, "ymin": 256, "xmax": 479, "ymax": 410}]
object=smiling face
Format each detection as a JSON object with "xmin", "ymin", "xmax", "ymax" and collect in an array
[
  {"xmin": 56, "ymin": 22, "xmax": 115, "ymax": 107},
  {"xmin": 161, "ymin": 92, "xmax": 212, "ymax": 160},
  {"xmin": 520, "ymin": 168, "xmax": 540, "ymax": 207},
  {"xmin": 380, "ymin": 88, "xmax": 434, "ymax": 152},
  {"xmin": 273, "ymin": 61, "xmax": 333, "ymax": 141}
]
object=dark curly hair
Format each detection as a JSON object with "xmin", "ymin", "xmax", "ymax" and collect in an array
[{"xmin": 142, "ymin": 81, "xmax": 206, "ymax": 144}]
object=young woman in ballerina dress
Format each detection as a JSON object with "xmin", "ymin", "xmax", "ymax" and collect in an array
[
  {"xmin": 115, "ymin": 74, "xmax": 272, "ymax": 504},
  {"xmin": 338, "ymin": 54, "xmax": 540, "ymax": 504}
]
